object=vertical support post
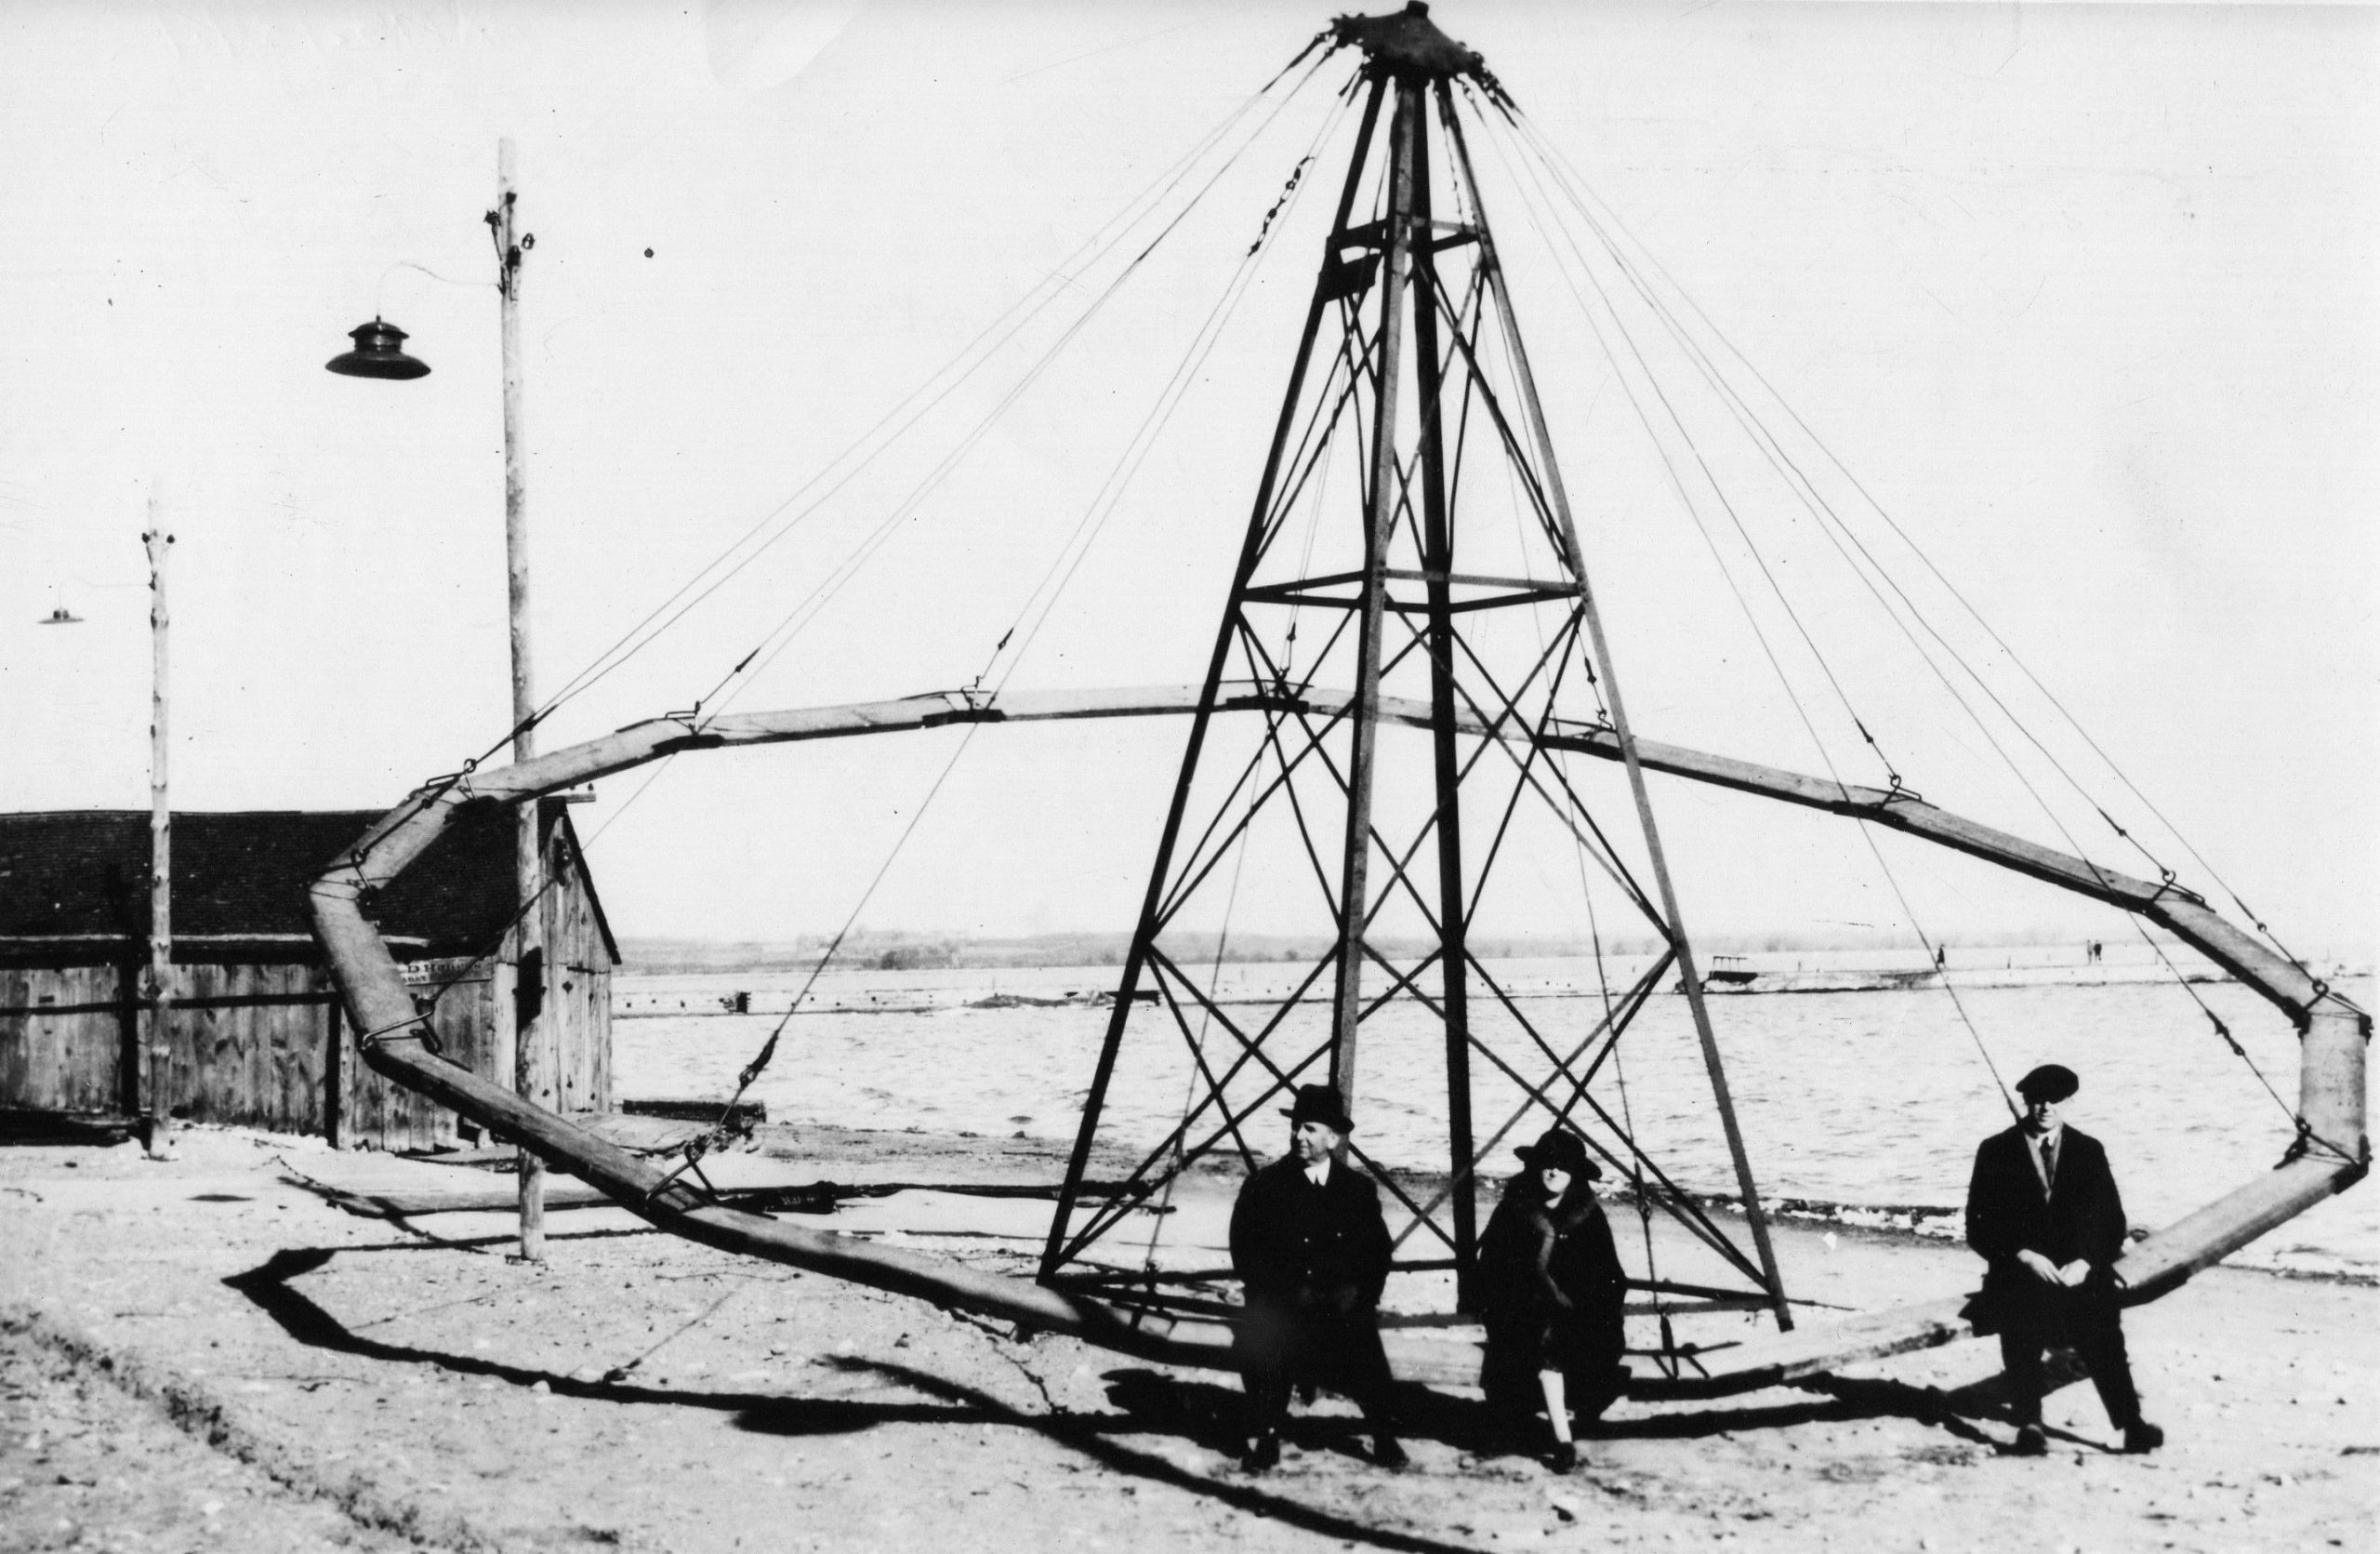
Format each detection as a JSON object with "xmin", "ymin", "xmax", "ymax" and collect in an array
[
  {"xmin": 141, "ymin": 513, "xmax": 173, "ymax": 1157},
  {"xmin": 2301, "ymin": 1004, "xmax": 2368, "ymax": 1168},
  {"xmin": 1040, "ymin": 75, "xmax": 1392, "ymax": 1283},
  {"xmin": 1402, "ymin": 86, "xmax": 1477, "ymax": 1306},
  {"xmin": 1329, "ymin": 78, "xmax": 1421, "ymax": 1113},
  {"xmin": 116, "ymin": 949, "xmax": 142, "ymax": 1120},
  {"xmin": 1439, "ymin": 91, "xmax": 1793, "ymax": 1329},
  {"xmin": 496, "ymin": 137, "xmax": 546, "ymax": 1262},
  {"xmin": 324, "ymin": 998, "xmax": 343, "ymax": 1149}
]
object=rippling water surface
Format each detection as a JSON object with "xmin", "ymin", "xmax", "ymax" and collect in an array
[{"xmin": 613, "ymin": 951, "xmax": 2373, "ymax": 1279}]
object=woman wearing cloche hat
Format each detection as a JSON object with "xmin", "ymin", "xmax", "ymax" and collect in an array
[{"xmin": 1474, "ymin": 1125, "xmax": 1628, "ymax": 1472}]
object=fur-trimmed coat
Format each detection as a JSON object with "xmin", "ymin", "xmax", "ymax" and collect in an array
[{"xmin": 1476, "ymin": 1182, "xmax": 1626, "ymax": 1400}]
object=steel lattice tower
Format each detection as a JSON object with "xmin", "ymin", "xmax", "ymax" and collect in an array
[{"xmin": 1038, "ymin": 4, "xmax": 1792, "ymax": 1331}]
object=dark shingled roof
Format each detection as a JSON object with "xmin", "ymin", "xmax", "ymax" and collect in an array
[{"xmin": 0, "ymin": 806, "xmax": 612, "ymax": 963}]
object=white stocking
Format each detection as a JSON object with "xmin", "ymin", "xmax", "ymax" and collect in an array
[{"xmin": 1538, "ymin": 1368, "xmax": 1572, "ymax": 1444}]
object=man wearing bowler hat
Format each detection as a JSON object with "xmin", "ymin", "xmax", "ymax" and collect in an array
[
  {"xmin": 1965, "ymin": 1062, "xmax": 2162, "ymax": 1455},
  {"xmin": 1228, "ymin": 1082, "xmax": 1405, "ymax": 1472}
]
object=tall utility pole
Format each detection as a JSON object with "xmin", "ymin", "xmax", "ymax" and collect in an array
[
  {"xmin": 495, "ymin": 138, "xmax": 547, "ymax": 1261},
  {"xmin": 323, "ymin": 143, "xmax": 546, "ymax": 1241},
  {"xmin": 141, "ymin": 511, "xmax": 173, "ymax": 1158}
]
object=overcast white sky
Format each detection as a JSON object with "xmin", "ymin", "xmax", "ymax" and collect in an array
[{"xmin": 2, "ymin": 1, "xmax": 2372, "ymax": 962}]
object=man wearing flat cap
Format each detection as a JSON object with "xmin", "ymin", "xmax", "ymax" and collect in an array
[
  {"xmin": 1965, "ymin": 1063, "xmax": 2162, "ymax": 1455},
  {"xmin": 1229, "ymin": 1082, "xmax": 1404, "ymax": 1472}
]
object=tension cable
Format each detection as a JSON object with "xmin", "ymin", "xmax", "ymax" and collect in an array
[
  {"xmin": 459, "ymin": 52, "xmax": 1320, "ymax": 799},
  {"xmin": 2120, "ymin": 915, "xmax": 2304, "ymax": 1134},
  {"xmin": 1509, "ymin": 107, "xmax": 2327, "ymax": 986},
  {"xmin": 649, "ymin": 714, "xmax": 1000, "ymax": 1202},
  {"xmin": 704, "ymin": 71, "xmax": 1342, "ymax": 724},
  {"xmin": 1137, "ymin": 741, "xmax": 1269, "ymax": 1286},
  {"xmin": 1480, "ymin": 107, "xmax": 2026, "ymax": 1122},
  {"xmin": 1484, "ymin": 105, "xmax": 1907, "ymax": 798},
  {"xmin": 964, "ymin": 93, "xmax": 1349, "ymax": 712}
]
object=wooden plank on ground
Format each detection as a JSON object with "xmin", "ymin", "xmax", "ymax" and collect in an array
[
  {"xmin": 1620, "ymin": 1295, "xmax": 1977, "ymax": 1401},
  {"xmin": 317, "ymin": 1179, "xmax": 615, "ymax": 1216}
]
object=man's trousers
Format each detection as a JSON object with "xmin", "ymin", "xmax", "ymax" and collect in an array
[
  {"xmin": 1997, "ymin": 1290, "xmax": 2141, "ymax": 1429},
  {"xmin": 1236, "ymin": 1296, "xmax": 1395, "ymax": 1438}
]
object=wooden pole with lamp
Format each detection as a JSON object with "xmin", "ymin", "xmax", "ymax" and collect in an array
[{"xmin": 326, "ymin": 139, "xmax": 544, "ymax": 1258}]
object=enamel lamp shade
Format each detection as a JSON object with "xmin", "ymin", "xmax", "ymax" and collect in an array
[{"xmin": 325, "ymin": 317, "xmax": 430, "ymax": 380}]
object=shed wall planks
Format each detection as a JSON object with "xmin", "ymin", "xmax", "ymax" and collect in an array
[
  {"xmin": 0, "ymin": 964, "xmax": 124, "ymax": 1114},
  {"xmin": 5, "ymin": 829, "xmax": 613, "ymax": 1148},
  {"xmin": 5, "ymin": 950, "xmax": 601, "ymax": 1150}
]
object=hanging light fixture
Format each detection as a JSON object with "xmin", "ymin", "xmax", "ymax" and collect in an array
[{"xmin": 324, "ymin": 317, "xmax": 430, "ymax": 379}]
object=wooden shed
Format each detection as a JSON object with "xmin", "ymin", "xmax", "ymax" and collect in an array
[{"xmin": 0, "ymin": 803, "xmax": 616, "ymax": 1149}]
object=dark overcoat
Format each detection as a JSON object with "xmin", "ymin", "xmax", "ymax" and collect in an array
[
  {"xmin": 1964, "ymin": 1122, "xmax": 2128, "ymax": 1329},
  {"xmin": 1229, "ymin": 1155, "xmax": 1394, "ymax": 1386},
  {"xmin": 1230, "ymin": 1155, "xmax": 1393, "ymax": 1315},
  {"xmin": 1475, "ymin": 1182, "xmax": 1627, "ymax": 1412}
]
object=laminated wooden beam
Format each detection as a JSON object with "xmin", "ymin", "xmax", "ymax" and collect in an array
[
  {"xmin": 312, "ymin": 681, "xmax": 2365, "ymax": 1400},
  {"xmin": 314, "ymin": 872, "xmax": 1238, "ymax": 1361}
]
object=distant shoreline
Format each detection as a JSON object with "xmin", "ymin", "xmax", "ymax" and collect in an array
[
  {"xmin": 614, "ymin": 930, "xmax": 2357, "ymax": 977},
  {"xmin": 609, "ymin": 959, "xmax": 2373, "ymax": 1021}
]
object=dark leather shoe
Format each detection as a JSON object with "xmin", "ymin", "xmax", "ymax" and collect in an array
[
  {"xmin": 1372, "ymin": 1434, "xmax": 1408, "ymax": 1470},
  {"xmin": 1239, "ymin": 1434, "xmax": 1281, "ymax": 1473},
  {"xmin": 2122, "ymin": 1421, "xmax": 2164, "ymax": 1454},
  {"xmin": 1545, "ymin": 1441, "xmax": 1579, "ymax": 1475},
  {"xmin": 2011, "ymin": 1424, "xmax": 2048, "ymax": 1456}
]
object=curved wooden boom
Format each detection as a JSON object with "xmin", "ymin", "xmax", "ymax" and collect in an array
[{"xmin": 311, "ymin": 684, "xmax": 2367, "ymax": 1399}]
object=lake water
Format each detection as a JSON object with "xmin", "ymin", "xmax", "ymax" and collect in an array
[{"xmin": 613, "ymin": 948, "xmax": 2374, "ymax": 1280}]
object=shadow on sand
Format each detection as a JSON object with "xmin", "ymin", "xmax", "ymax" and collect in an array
[
  {"xmin": 221, "ymin": 1244, "xmax": 1484, "ymax": 1552},
  {"xmin": 223, "ymin": 1242, "xmax": 2094, "ymax": 1554}
]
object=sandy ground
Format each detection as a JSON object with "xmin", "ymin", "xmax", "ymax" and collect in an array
[{"xmin": 2, "ymin": 1124, "xmax": 2373, "ymax": 1554}]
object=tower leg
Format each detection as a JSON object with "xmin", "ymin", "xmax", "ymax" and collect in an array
[
  {"xmin": 1438, "ymin": 86, "xmax": 1793, "ymax": 1329},
  {"xmin": 1404, "ymin": 82, "xmax": 1477, "ymax": 1307},
  {"xmin": 1327, "ymin": 80, "xmax": 1420, "ymax": 1111},
  {"xmin": 1041, "ymin": 76, "xmax": 1392, "ymax": 1283}
]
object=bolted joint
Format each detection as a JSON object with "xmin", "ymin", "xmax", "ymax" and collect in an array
[{"xmin": 1330, "ymin": 3, "xmax": 1501, "ymax": 95}]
